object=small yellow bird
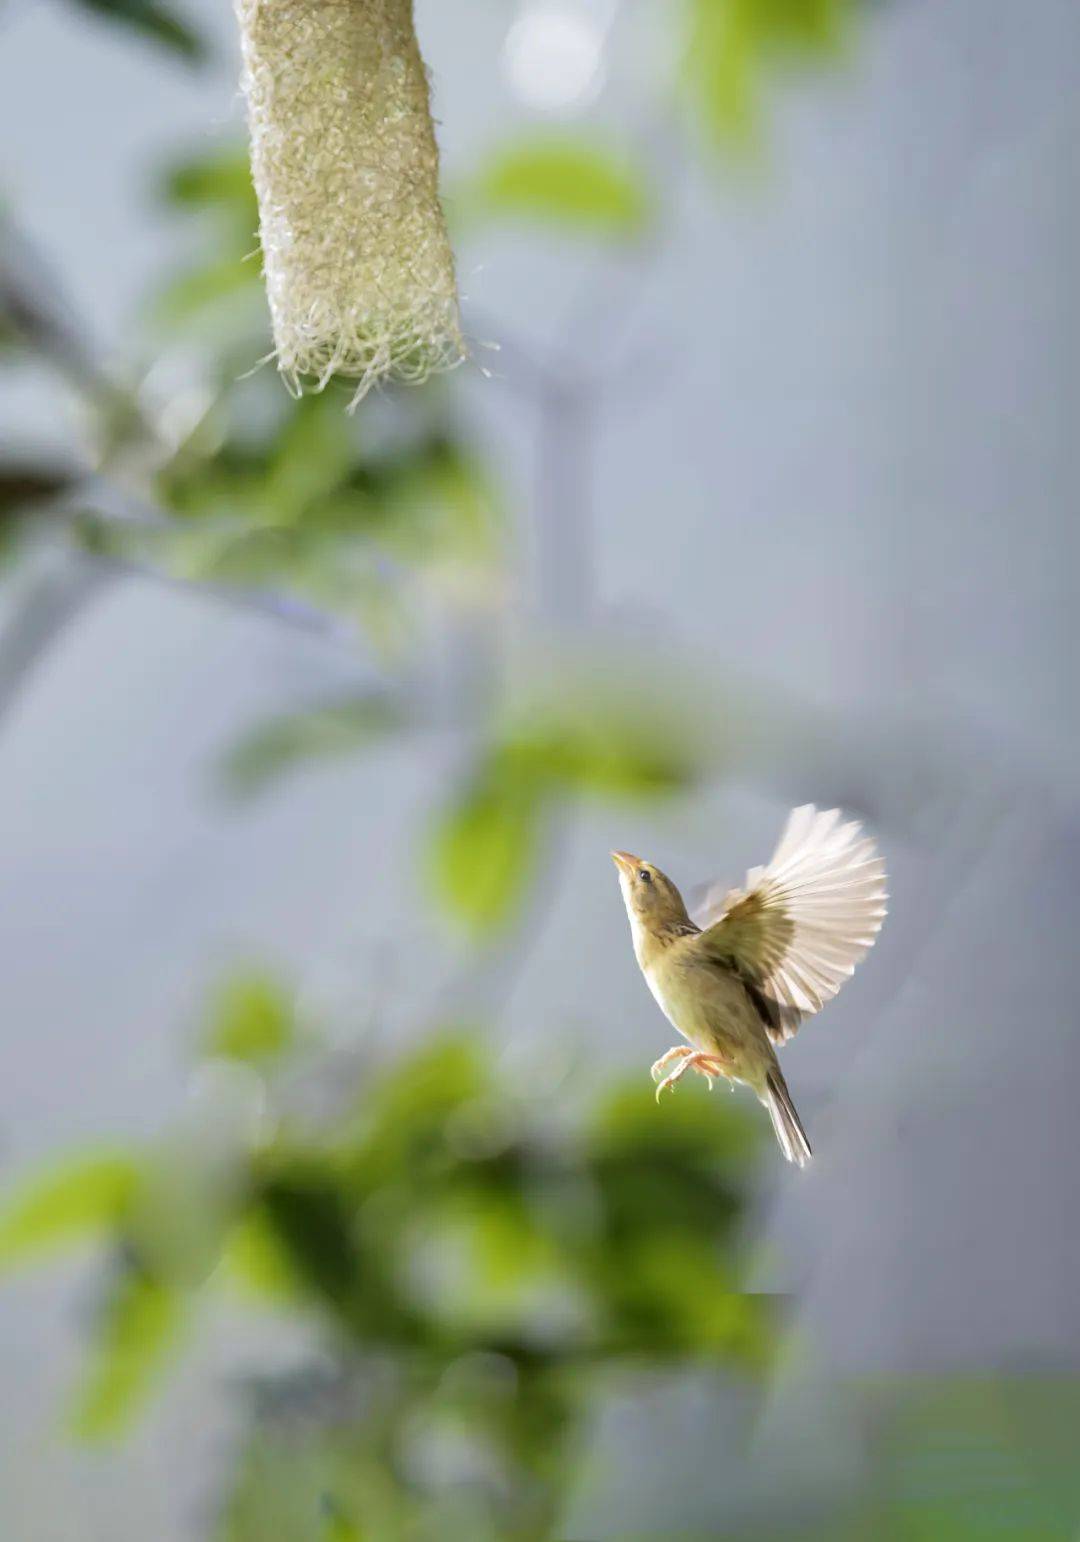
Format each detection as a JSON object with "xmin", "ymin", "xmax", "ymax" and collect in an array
[{"xmin": 612, "ymin": 806, "xmax": 887, "ymax": 1166}]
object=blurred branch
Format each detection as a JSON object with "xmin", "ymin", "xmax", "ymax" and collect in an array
[
  {"xmin": 0, "ymin": 549, "xmax": 115, "ymax": 729},
  {"xmin": 0, "ymin": 214, "xmax": 369, "ymax": 666},
  {"xmin": 0, "ymin": 214, "xmax": 158, "ymax": 449}
]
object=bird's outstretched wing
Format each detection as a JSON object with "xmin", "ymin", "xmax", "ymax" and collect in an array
[{"xmin": 690, "ymin": 805, "xmax": 888, "ymax": 1044}]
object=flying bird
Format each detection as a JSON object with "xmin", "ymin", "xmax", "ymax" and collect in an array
[{"xmin": 611, "ymin": 806, "xmax": 887, "ymax": 1166}]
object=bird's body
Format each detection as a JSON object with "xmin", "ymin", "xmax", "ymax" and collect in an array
[
  {"xmin": 612, "ymin": 806, "xmax": 888, "ymax": 1166},
  {"xmin": 630, "ymin": 919, "xmax": 773, "ymax": 1087}
]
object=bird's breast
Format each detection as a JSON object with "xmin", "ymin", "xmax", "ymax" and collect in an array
[{"xmin": 644, "ymin": 949, "xmax": 762, "ymax": 1060}]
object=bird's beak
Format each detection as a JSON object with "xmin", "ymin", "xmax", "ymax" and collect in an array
[{"xmin": 610, "ymin": 850, "xmax": 640, "ymax": 876}]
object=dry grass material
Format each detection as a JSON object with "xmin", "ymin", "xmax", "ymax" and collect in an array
[{"xmin": 236, "ymin": 0, "xmax": 466, "ymax": 403}]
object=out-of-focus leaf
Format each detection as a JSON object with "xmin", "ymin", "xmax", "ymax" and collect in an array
[
  {"xmin": 219, "ymin": 692, "xmax": 403, "ymax": 800},
  {"xmin": 589, "ymin": 1079, "xmax": 758, "ymax": 1167},
  {"xmin": 428, "ymin": 679, "xmax": 700, "ymax": 932},
  {"xmin": 160, "ymin": 145, "xmax": 256, "ymax": 220},
  {"xmin": 464, "ymin": 137, "xmax": 651, "ymax": 237},
  {"xmin": 258, "ymin": 1174, "xmax": 363, "ymax": 1322},
  {"xmin": 152, "ymin": 256, "xmax": 260, "ymax": 329},
  {"xmin": 355, "ymin": 1035, "xmax": 491, "ymax": 1181},
  {"xmin": 429, "ymin": 446, "xmax": 502, "ymax": 563},
  {"xmin": 66, "ymin": 0, "xmax": 207, "ymax": 63},
  {"xmin": 205, "ymin": 972, "xmax": 295, "ymax": 1064},
  {"xmin": 323, "ymin": 1511, "xmax": 362, "ymax": 1542},
  {"xmin": 506, "ymin": 713, "xmax": 697, "ymax": 801},
  {"xmin": 0, "ymin": 1151, "xmax": 139, "ymax": 1268},
  {"xmin": 220, "ymin": 1211, "xmax": 298, "ymax": 1303},
  {"xmin": 684, "ymin": 0, "xmax": 852, "ymax": 147},
  {"xmin": 71, "ymin": 1267, "xmax": 185, "ymax": 1440},
  {"xmin": 376, "ymin": 440, "xmax": 503, "ymax": 568},
  {"xmin": 263, "ymin": 393, "xmax": 358, "ymax": 521},
  {"xmin": 429, "ymin": 762, "xmax": 542, "ymax": 935},
  {"xmin": 485, "ymin": 652, "xmax": 711, "ymax": 812},
  {"xmin": 151, "ymin": 146, "xmax": 262, "ymax": 336}
]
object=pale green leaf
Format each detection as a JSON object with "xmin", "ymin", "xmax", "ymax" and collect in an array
[
  {"xmin": 160, "ymin": 145, "xmax": 256, "ymax": 218},
  {"xmin": 684, "ymin": 0, "xmax": 852, "ymax": 148},
  {"xmin": 205, "ymin": 972, "xmax": 295, "ymax": 1064},
  {"xmin": 0, "ymin": 1151, "xmax": 139, "ymax": 1269},
  {"xmin": 464, "ymin": 137, "xmax": 651, "ymax": 237},
  {"xmin": 429, "ymin": 765, "xmax": 541, "ymax": 934},
  {"xmin": 219, "ymin": 1212, "xmax": 297, "ymax": 1303},
  {"xmin": 71, "ymin": 1269, "xmax": 185, "ymax": 1440}
]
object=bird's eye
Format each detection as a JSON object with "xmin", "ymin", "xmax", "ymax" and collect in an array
[{"xmin": 638, "ymin": 869, "xmax": 651, "ymax": 883}]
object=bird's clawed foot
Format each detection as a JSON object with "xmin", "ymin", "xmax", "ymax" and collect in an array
[{"xmin": 651, "ymin": 1046, "xmax": 728, "ymax": 1101}]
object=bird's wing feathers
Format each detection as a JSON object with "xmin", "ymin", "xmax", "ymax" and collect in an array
[{"xmin": 690, "ymin": 805, "xmax": 888, "ymax": 1044}]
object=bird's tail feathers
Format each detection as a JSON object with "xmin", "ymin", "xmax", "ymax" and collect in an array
[{"xmin": 763, "ymin": 1070, "xmax": 812, "ymax": 1168}]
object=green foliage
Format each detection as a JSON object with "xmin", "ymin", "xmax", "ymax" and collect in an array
[
  {"xmin": 218, "ymin": 1029, "xmax": 768, "ymax": 1536},
  {"xmin": 150, "ymin": 144, "xmax": 263, "ymax": 344},
  {"xmin": 429, "ymin": 760, "xmax": 543, "ymax": 936},
  {"xmin": 71, "ymin": 1267, "xmax": 186, "ymax": 1440},
  {"xmin": 431, "ymin": 682, "xmax": 705, "ymax": 935},
  {"xmin": 92, "ymin": 385, "xmax": 502, "ymax": 643},
  {"xmin": 683, "ymin": 0, "xmax": 852, "ymax": 147},
  {"xmin": 461, "ymin": 136, "xmax": 652, "ymax": 238},
  {"xmin": 204, "ymin": 970, "xmax": 295, "ymax": 1063},
  {"xmin": 1, "ymin": 1007, "xmax": 769, "ymax": 1533},
  {"xmin": 65, "ymin": 0, "xmax": 207, "ymax": 63},
  {"xmin": 0, "ymin": 1150, "xmax": 140, "ymax": 1267},
  {"xmin": 160, "ymin": 146, "xmax": 258, "ymax": 226}
]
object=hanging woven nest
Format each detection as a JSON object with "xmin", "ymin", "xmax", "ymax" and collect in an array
[{"xmin": 236, "ymin": 0, "xmax": 466, "ymax": 403}]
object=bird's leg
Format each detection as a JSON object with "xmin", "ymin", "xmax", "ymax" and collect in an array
[
  {"xmin": 654, "ymin": 1051, "xmax": 729, "ymax": 1101},
  {"xmin": 650, "ymin": 1045, "xmax": 692, "ymax": 1083}
]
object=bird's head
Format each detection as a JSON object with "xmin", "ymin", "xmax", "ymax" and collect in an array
[{"xmin": 610, "ymin": 851, "xmax": 692, "ymax": 938}]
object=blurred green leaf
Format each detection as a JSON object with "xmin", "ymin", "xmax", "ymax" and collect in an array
[
  {"xmin": 205, "ymin": 971, "xmax": 295, "ymax": 1064},
  {"xmin": 589, "ymin": 1077, "xmax": 757, "ymax": 1167},
  {"xmin": 429, "ymin": 762, "xmax": 542, "ymax": 935},
  {"xmin": 684, "ymin": 0, "xmax": 852, "ymax": 147},
  {"xmin": 258, "ymin": 1173, "xmax": 366, "ymax": 1325},
  {"xmin": 428, "ymin": 680, "xmax": 700, "ymax": 932},
  {"xmin": 71, "ymin": 1267, "xmax": 185, "ymax": 1440},
  {"xmin": 153, "ymin": 256, "xmax": 261, "ymax": 330},
  {"xmin": 220, "ymin": 692, "xmax": 403, "ymax": 800},
  {"xmin": 323, "ymin": 1513, "xmax": 362, "ymax": 1542},
  {"xmin": 151, "ymin": 146, "xmax": 263, "ymax": 339},
  {"xmin": 66, "ymin": 0, "xmax": 207, "ymax": 63},
  {"xmin": 220, "ymin": 1211, "xmax": 298, "ymax": 1304},
  {"xmin": 160, "ymin": 145, "xmax": 256, "ymax": 221},
  {"xmin": 375, "ymin": 440, "xmax": 503, "ymax": 568},
  {"xmin": 506, "ymin": 714, "xmax": 697, "ymax": 802},
  {"xmin": 0, "ymin": 1150, "xmax": 139, "ymax": 1268},
  {"xmin": 463, "ymin": 136, "xmax": 651, "ymax": 237},
  {"xmin": 353, "ymin": 1035, "xmax": 493, "ymax": 1186},
  {"xmin": 262, "ymin": 393, "xmax": 358, "ymax": 521}
]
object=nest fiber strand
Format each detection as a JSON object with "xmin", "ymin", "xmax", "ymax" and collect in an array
[{"xmin": 236, "ymin": 0, "xmax": 465, "ymax": 399}]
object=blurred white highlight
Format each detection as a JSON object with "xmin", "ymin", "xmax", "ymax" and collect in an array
[{"xmin": 503, "ymin": 0, "xmax": 619, "ymax": 113}]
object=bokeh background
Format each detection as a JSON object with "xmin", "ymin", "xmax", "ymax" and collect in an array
[{"xmin": 2, "ymin": 0, "xmax": 1079, "ymax": 1537}]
